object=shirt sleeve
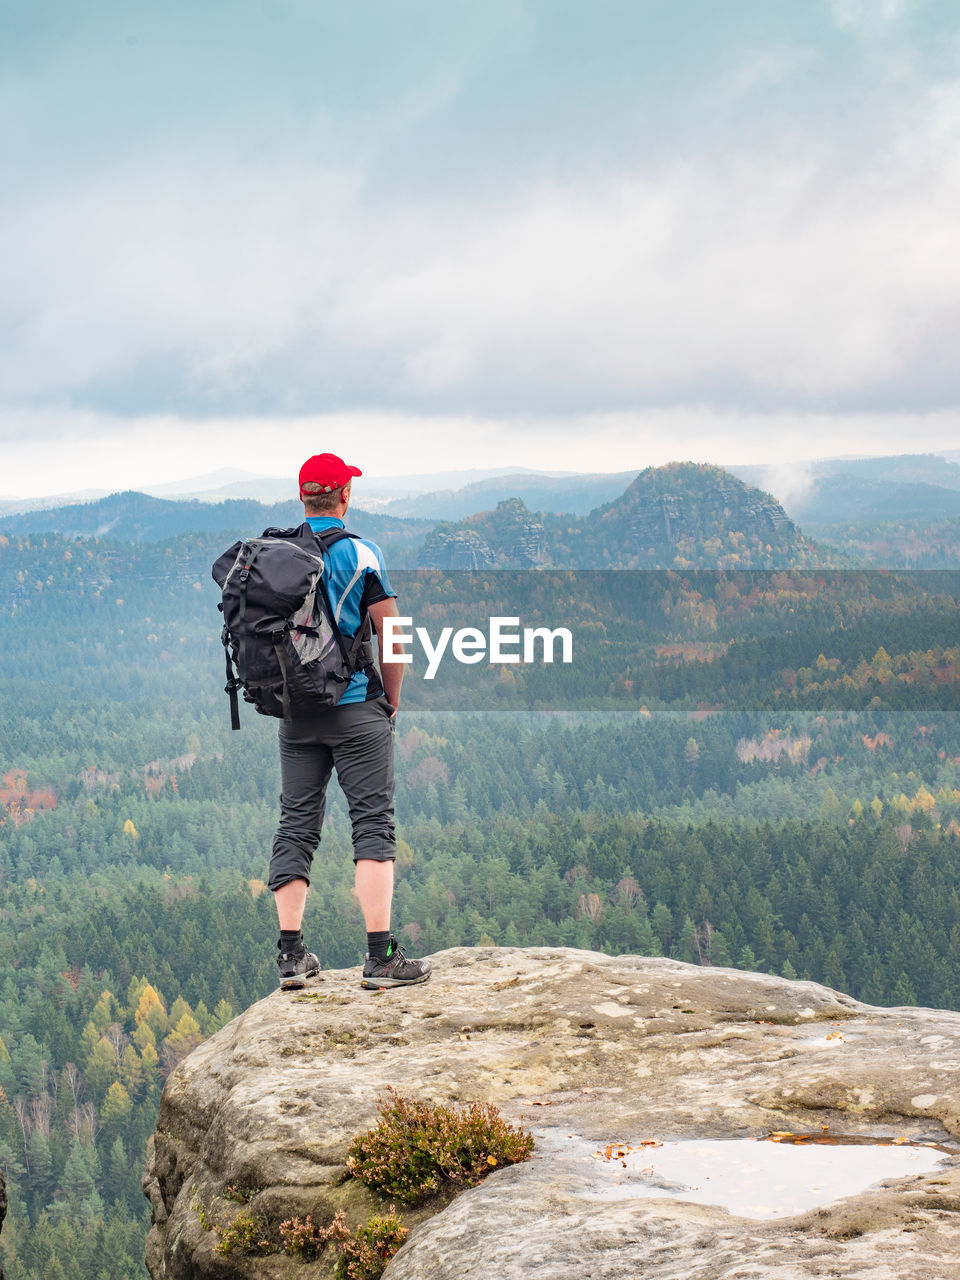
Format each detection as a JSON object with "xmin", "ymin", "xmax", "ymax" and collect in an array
[
  {"xmin": 360, "ymin": 574, "xmax": 391, "ymax": 611},
  {"xmin": 358, "ymin": 542, "xmax": 397, "ymax": 613}
]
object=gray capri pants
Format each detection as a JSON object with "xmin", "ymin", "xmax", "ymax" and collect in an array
[{"xmin": 268, "ymin": 697, "xmax": 397, "ymax": 890}]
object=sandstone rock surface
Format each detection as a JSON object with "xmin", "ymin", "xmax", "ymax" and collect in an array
[{"xmin": 144, "ymin": 947, "xmax": 960, "ymax": 1279}]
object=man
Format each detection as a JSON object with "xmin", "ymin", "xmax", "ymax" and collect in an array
[{"xmin": 269, "ymin": 452, "xmax": 431, "ymax": 992}]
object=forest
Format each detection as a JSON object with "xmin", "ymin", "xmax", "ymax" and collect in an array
[{"xmin": 1, "ymin": 527, "xmax": 959, "ymax": 1279}]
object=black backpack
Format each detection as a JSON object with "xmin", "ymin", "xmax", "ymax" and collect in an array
[{"xmin": 211, "ymin": 523, "xmax": 372, "ymax": 729}]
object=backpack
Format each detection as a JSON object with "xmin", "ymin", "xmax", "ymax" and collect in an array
[{"xmin": 211, "ymin": 522, "xmax": 372, "ymax": 729}]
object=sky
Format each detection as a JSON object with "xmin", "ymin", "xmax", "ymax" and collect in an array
[{"xmin": 3, "ymin": 0, "xmax": 960, "ymax": 497}]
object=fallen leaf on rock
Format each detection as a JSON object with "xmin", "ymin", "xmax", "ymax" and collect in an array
[
  {"xmin": 521, "ymin": 1099, "xmax": 552, "ymax": 1106},
  {"xmin": 594, "ymin": 1139, "xmax": 662, "ymax": 1161}
]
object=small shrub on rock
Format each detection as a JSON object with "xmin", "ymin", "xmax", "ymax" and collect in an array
[
  {"xmin": 279, "ymin": 1213, "xmax": 337, "ymax": 1260},
  {"xmin": 223, "ymin": 1182, "xmax": 256, "ymax": 1203},
  {"xmin": 347, "ymin": 1088, "xmax": 534, "ymax": 1205},
  {"xmin": 279, "ymin": 1209, "xmax": 407, "ymax": 1280},
  {"xmin": 335, "ymin": 1212, "xmax": 408, "ymax": 1280},
  {"xmin": 213, "ymin": 1211, "xmax": 272, "ymax": 1256}
]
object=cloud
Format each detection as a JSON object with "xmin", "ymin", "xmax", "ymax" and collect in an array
[
  {"xmin": 751, "ymin": 461, "xmax": 817, "ymax": 513},
  {"xmin": 3, "ymin": 1, "xmax": 960, "ymax": 431},
  {"xmin": 829, "ymin": 0, "xmax": 917, "ymax": 35},
  {"xmin": 4, "ymin": 100, "xmax": 960, "ymax": 422}
]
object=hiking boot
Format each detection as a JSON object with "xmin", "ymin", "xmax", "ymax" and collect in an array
[
  {"xmin": 277, "ymin": 943, "xmax": 320, "ymax": 991},
  {"xmin": 361, "ymin": 939, "xmax": 432, "ymax": 990}
]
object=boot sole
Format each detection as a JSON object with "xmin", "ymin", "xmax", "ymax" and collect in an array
[
  {"xmin": 360, "ymin": 971, "xmax": 431, "ymax": 990},
  {"xmin": 279, "ymin": 964, "xmax": 321, "ymax": 991}
]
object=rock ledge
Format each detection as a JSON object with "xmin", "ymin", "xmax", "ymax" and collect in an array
[{"xmin": 144, "ymin": 947, "xmax": 960, "ymax": 1278}]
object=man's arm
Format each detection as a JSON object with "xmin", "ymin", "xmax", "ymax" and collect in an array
[{"xmin": 366, "ymin": 597, "xmax": 405, "ymax": 714}]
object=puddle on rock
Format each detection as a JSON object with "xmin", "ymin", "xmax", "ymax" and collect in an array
[{"xmin": 538, "ymin": 1130, "xmax": 956, "ymax": 1220}]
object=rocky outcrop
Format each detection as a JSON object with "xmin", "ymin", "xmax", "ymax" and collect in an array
[
  {"xmin": 417, "ymin": 500, "xmax": 547, "ymax": 569},
  {"xmin": 411, "ymin": 466, "xmax": 824, "ymax": 570},
  {"xmin": 614, "ymin": 468, "xmax": 797, "ymax": 552},
  {"xmin": 417, "ymin": 528, "xmax": 496, "ymax": 569},
  {"xmin": 144, "ymin": 947, "xmax": 960, "ymax": 1279},
  {"xmin": 505, "ymin": 519, "xmax": 547, "ymax": 566}
]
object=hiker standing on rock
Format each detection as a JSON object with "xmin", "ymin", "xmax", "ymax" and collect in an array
[{"xmin": 267, "ymin": 453, "xmax": 431, "ymax": 992}]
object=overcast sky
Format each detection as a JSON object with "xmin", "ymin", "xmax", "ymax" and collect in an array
[{"xmin": 3, "ymin": 0, "xmax": 960, "ymax": 497}]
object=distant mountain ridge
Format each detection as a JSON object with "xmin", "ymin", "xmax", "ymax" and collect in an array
[
  {"xmin": 0, "ymin": 490, "xmax": 432, "ymax": 563},
  {"xmin": 376, "ymin": 470, "xmax": 639, "ymax": 519},
  {"xmin": 731, "ymin": 453, "xmax": 960, "ymax": 525},
  {"xmin": 9, "ymin": 459, "xmax": 956, "ymax": 569},
  {"xmin": 419, "ymin": 462, "xmax": 832, "ymax": 569}
]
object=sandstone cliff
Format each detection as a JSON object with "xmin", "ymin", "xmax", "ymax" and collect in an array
[
  {"xmin": 412, "ymin": 466, "xmax": 829, "ymax": 569},
  {"xmin": 418, "ymin": 499, "xmax": 546, "ymax": 569},
  {"xmin": 144, "ymin": 947, "xmax": 960, "ymax": 1279}
]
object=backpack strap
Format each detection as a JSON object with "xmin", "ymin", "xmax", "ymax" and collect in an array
[
  {"xmin": 313, "ymin": 526, "xmax": 356, "ymax": 551},
  {"xmin": 234, "ymin": 543, "xmax": 264, "ymax": 701},
  {"xmin": 218, "ymin": 607, "xmax": 242, "ymax": 731},
  {"xmin": 311, "ymin": 526, "xmax": 372, "ymax": 673}
]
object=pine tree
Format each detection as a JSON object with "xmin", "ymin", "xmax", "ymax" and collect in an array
[
  {"xmin": 100, "ymin": 1082, "xmax": 133, "ymax": 1145},
  {"xmin": 58, "ymin": 1140, "xmax": 96, "ymax": 1209}
]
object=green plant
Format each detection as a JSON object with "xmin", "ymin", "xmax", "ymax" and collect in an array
[
  {"xmin": 223, "ymin": 1182, "xmax": 256, "ymax": 1203},
  {"xmin": 279, "ymin": 1210, "xmax": 407, "ymax": 1280},
  {"xmin": 346, "ymin": 1088, "xmax": 534, "ymax": 1205},
  {"xmin": 213, "ymin": 1211, "xmax": 272, "ymax": 1257},
  {"xmin": 191, "ymin": 1192, "xmax": 213, "ymax": 1231},
  {"xmin": 279, "ymin": 1213, "xmax": 339, "ymax": 1259},
  {"xmin": 335, "ymin": 1212, "xmax": 408, "ymax": 1280}
]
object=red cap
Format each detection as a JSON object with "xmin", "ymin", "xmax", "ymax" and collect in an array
[{"xmin": 298, "ymin": 453, "xmax": 362, "ymax": 496}]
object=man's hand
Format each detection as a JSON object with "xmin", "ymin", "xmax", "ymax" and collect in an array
[{"xmin": 367, "ymin": 597, "xmax": 405, "ymax": 714}]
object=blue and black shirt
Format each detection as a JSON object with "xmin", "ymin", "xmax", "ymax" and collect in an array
[{"xmin": 305, "ymin": 516, "xmax": 396, "ymax": 704}]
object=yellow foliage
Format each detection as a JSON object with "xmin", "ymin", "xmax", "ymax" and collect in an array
[
  {"xmin": 871, "ymin": 646, "xmax": 892, "ymax": 672},
  {"xmin": 101, "ymin": 1081, "xmax": 133, "ymax": 1125},
  {"xmin": 139, "ymin": 1041, "xmax": 160, "ymax": 1073},
  {"xmin": 132, "ymin": 1020, "xmax": 156, "ymax": 1052},
  {"xmin": 913, "ymin": 785, "xmax": 936, "ymax": 814},
  {"xmin": 120, "ymin": 1044, "xmax": 144, "ymax": 1095},
  {"xmin": 135, "ymin": 984, "xmax": 167, "ymax": 1033},
  {"xmin": 169, "ymin": 995, "xmax": 193, "ymax": 1025},
  {"xmin": 167, "ymin": 1013, "xmax": 202, "ymax": 1048}
]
